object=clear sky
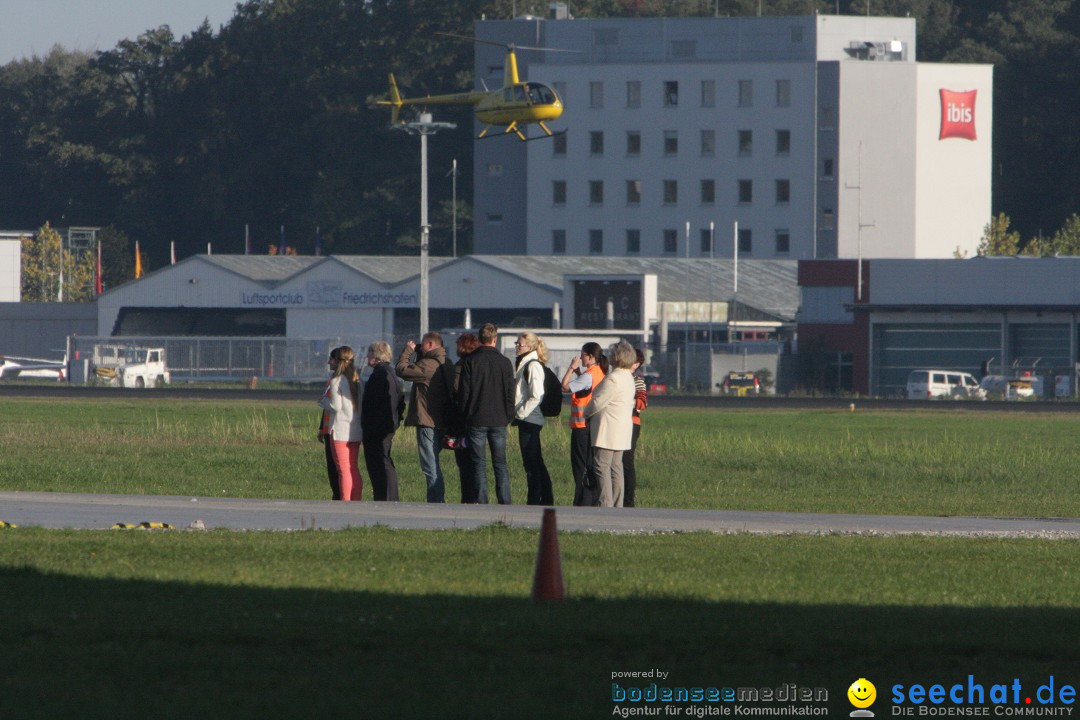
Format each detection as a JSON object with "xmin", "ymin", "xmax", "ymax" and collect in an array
[{"xmin": 1, "ymin": 0, "xmax": 242, "ymax": 64}]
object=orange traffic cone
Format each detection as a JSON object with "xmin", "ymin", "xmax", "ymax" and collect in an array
[{"xmin": 531, "ymin": 508, "xmax": 565, "ymax": 602}]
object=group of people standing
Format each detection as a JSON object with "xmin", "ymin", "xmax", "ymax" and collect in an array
[{"xmin": 316, "ymin": 325, "xmax": 647, "ymax": 508}]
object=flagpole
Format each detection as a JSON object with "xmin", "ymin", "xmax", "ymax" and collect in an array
[{"xmin": 95, "ymin": 240, "xmax": 103, "ymax": 295}]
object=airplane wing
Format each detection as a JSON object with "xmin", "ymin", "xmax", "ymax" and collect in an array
[{"xmin": 0, "ymin": 355, "xmax": 65, "ymax": 379}]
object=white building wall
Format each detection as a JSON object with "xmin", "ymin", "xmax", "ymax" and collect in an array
[
  {"xmin": 97, "ymin": 259, "xmax": 273, "ymax": 336},
  {"xmin": 836, "ymin": 62, "xmax": 919, "ymax": 258},
  {"xmin": 0, "ymin": 240, "xmax": 20, "ymax": 301},
  {"xmin": 529, "ymin": 61, "xmax": 817, "ymax": 259},
  {"xmin": 407, "ymin": 257, "xmax": 562, "ymax": 309},
  {"xmin": 914, "ymin": 63, "xmax": 993, "ymax": 258}
]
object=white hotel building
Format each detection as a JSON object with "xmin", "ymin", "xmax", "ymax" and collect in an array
[{"xmin": 472, "ymin": 14, "xmax": 992, "ymax": 260}]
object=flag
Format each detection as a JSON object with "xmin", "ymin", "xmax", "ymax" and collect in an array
[
  {"xmin": 134, "ymin": 241, "xmax": 143, "ymax": 278},
  {"xmin": 245, "ymin": 224, "xmax": 251, "ymax": 255},
  {"xmin": 95, "ymin": 240, "xmax": 103, "ymax": 295}
]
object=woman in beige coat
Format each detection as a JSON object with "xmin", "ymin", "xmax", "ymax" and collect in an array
[{"xmin": 585, "ymin": 340, "xmax": 637, "ymax": 507}]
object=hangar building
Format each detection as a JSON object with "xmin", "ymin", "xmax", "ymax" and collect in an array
[{"xmin": 798, "ymin": 258, "xmax": 1080, "ymax": 397}]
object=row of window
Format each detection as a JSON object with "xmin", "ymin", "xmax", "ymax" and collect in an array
[
  {"xmin": 550, "ymin": 228, "xmax": 792, "ymax": 255},
  {"xmin": 553, "ymin": 178, "xmax": 792, "ymax": 206},
  {"xmin": 553, "ymin": 128, "xmax": 795, "ymax": 158},
  {"xmin": 583, "ymin": 79, "xmax": 791, "ymax": 110}
]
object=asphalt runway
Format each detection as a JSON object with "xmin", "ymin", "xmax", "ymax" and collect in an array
[{"xmin": 2, "ymin": 491, "xmax": 1078, "ymax": 537}]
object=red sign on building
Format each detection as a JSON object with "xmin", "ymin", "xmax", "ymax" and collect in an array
[{"xmin": 939, "ymin": 89, "xmax": 977, "ymax": 141}]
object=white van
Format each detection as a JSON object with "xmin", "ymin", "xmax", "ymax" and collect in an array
[{"xmin": 906, "ymin": 370, "xmax": 986, "ymax": 400}]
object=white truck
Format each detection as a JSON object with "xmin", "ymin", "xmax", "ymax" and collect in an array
[{"xmin": 92, "ymin": 346, "xmax": 171, "ymax": 388}]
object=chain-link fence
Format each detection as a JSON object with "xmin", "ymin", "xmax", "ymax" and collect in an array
[{"xmin": 69, "ymin": 336, "xmax": 355, "ymax": 384}]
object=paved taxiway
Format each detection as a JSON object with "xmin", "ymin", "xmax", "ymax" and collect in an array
[{"xmin": 2, "ymin": 491, "xmax": 1078, "ymax": 537}]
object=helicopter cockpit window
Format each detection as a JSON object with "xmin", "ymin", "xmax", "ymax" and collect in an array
[
  {"xmin": 514, "ymin": 85, "xmax": 527, "ymax": 102},
  {"xmin": 528, "ymin": 83, "xmax": 556, "ymax": 105}
]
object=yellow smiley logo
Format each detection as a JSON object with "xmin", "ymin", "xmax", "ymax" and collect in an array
[{"xmin": 848, "ymin": 678, "xmax": 877, "ymax": 709}]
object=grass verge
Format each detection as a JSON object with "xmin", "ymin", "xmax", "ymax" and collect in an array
[{"xmin": 2, "ymin": 397, "xmax": 1080, "ymax": 516}]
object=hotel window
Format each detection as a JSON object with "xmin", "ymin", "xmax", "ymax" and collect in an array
[
  {"xmin": 590, "ymin": 81, "xmax": 604, "ymax": 108},
  {"xmin": 822, "ymin": 158, "xmax": 834, "ymax": 179},
  {"xmin": 552, "ymin": 230, "xmax": 566, "ymax": 254},
  {"xmin": 701, "ymin": 129, "xmax": 715, "ymax": 156},
  {"xmin": 626, "ymin": 180, "xmax": 642, "ymax": 205},
  {"xmin": 738, "ymin": 228, "xmax": 753, "ymax": 253},
  {"xmin": 487, "ymin": 213, "xmax": 503, "ymax": 223},
  {"xmin": 626, "ymin": 229, "xmax": 641, "ymax": 255},
  {"xmin": 776, "ymin": 129, "xmax": 791, "ymax": 156},
  {"xmin": 738, "ymin": 79, "xmax": 753, "ymax": 107},
  {"xmin": 627, "ymin": 131, "xmax": 642, "ymax": 156},
  {"xmin": 664, "ymin": 81, "xmax": 679, "ymax": 107},
  {"xmin": 738, "ymin": 179, "xmax": 753, "ymax": 204},
  {"xmin": 776, "ymin": 79, "xmax": 791, "ymax": 107},
  {"xmin": 701, "ymin": 80, "xmax": 716, "ymax": 108},
  {"xmin": 775, "ymin": 229, "xmax": 790, "ymax": 254},
  {"xmin": 589, "ymin": 180, "xmax": 604, "ymax": 205},
  {"xmin": 776, "ymin": 179, "xmax": 790, "ymax": 205},
  {"xmin": 663, "ymin": 229, "xmax": 678, "ymax": 254},
  {"xmin": 553, "ymin": 180, "xmax": 567, "ymax": 205},
  {"xmin": 626, "ymin": 80, "xmax": 641, "ymax": 108},
  {"xmin": 590, "ymin": 131, "xmax": 604, "ymax": 156},
  {"xmin": 553, "ymin": 132, "xmax": 567, "ymax": 156},
  {"xmin": 486, "ymin": 163, "xmax": 503, "ymax": 176},
  {"xmin": 822, "ymin": 207, "xmax": 835, "ymax": 229},
  {"xmin": 700, "ymin": 179, "xmax": 715, "ymax": 204},
  {"xmin": 700, "ymin": 228, "xmax": 714, "ymax": 254},
  {"xmin": 589, "ymin": 229, "xmax": 604, "ymax": 254},
  {"xmin": 738, "ymin": 129, "xmax": 752, "ymax": 155},
  {"xmin": 663, "ymin": 180, "xmax": 678, "ymax": 205},
  {"xmin": 663, "ymin": 130, "xmax": 678, "ymax": 155}
]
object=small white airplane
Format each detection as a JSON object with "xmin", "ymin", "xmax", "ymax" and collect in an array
[{"xmin": 0, "ymin": 354, "xmax": 66, "ymax": 380}]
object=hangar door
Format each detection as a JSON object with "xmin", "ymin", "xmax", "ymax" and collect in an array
[
  {"xmin": 1009, "ymin": 323, "xmax": 1071, "ymax": 373},
  {"xmin": 872, "ymin": 323, "xmax": 999, "ymax": 397}
]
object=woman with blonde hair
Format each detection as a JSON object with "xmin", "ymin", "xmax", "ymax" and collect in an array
[
  {"xmin": 585, "ymin": 339, "xmax": 636, "ymax": 507},
  {"xmin": 318, "ymin": 345, "xmax": 364, "ymax": 501},
  {"xmin": 513, "ymin": 331, "xmax": 554, "ymax": 505}
]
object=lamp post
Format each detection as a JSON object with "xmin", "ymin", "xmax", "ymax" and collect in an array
[{"xmin": 397, "ymin": 112, "xmax": 456, "ymax": 337}]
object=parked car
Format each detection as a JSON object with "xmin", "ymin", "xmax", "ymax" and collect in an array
[
  {"xmin": 979, "ymin": 374, "xmax": 1041, "ymax": 399},
  {"xmin": 906, "ymin": 369, "xmax": 986, "ymax": 400},
  {"xmin": 721, "ymin": 371, "xmax": 760, "ymax": 396},
  {"xmin": 643, "ymin": 367, "xmax": 667, "ymax": 395}
]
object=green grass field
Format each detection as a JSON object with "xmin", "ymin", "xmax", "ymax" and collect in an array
[
  {"xmin": 1, "ymin": 527, "xmax": 1077, "ymax": 718},
  {"xmin": 1, "ymin": 396, "xmax": 1078, "ymax": 516},
  {"xmin": 1, "ymin": 396, "xmax": 1077, "ymax": 718}
]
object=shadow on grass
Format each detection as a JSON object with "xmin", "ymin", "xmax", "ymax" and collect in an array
[{"xmin": 1, "ymin": 567, "xmax": 1076, "ymax": 719}]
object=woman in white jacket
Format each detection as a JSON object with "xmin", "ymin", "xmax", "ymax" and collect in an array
[
  {"xmin": 318, "ymin": 346, "xmax": 364, "ymax": 501},
  {"xmin": 513, "ymin": 332, "xmax": 554, "ymax": 505},
  {"xmin": 585, "ymin": 340, "xmax": 636, "ymax": 507}
]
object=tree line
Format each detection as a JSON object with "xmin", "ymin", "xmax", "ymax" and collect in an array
[{"xmin": 4, "ymin": 0, "xmax": 1080, "ymax": 288}]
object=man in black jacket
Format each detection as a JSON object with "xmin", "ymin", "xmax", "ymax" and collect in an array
[{"xmin": 456, "ymin": 323, "xmax": 515, "ymax": 504}]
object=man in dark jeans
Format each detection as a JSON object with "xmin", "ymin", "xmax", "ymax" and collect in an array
[{"xmin": 457, "ymin": 323, "xmax": 515, "ymax": 504}]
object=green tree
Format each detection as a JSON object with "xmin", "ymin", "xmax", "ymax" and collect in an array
[
  {"xmin": 98, "ymin": 225, "xmax": 135, "ymax": 290},
  {"xmin": 1046, "ymin": 213, "xmax": 1080, "ymax": 255},
  {"xmin": 976, "ymin": 212, "xmax": 1021, "ymax": 255},
  {"xmin": 20, "ymin": 223, "xmax": 97, "ymax": 302}
]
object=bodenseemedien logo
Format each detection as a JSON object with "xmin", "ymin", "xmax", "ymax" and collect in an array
[{"xmin": 849, "ymin": 678, "xmax": 877, "ymax": 717}]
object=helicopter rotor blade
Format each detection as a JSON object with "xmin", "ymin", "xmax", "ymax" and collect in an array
[{"xmin": 434, "ymin": 31, "xmax": 580, "ymax": 54}]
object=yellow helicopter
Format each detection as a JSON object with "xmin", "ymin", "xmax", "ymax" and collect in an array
[{"xmin": 376, "ymin": 36, "xmax": 566, "ymax": 141}]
